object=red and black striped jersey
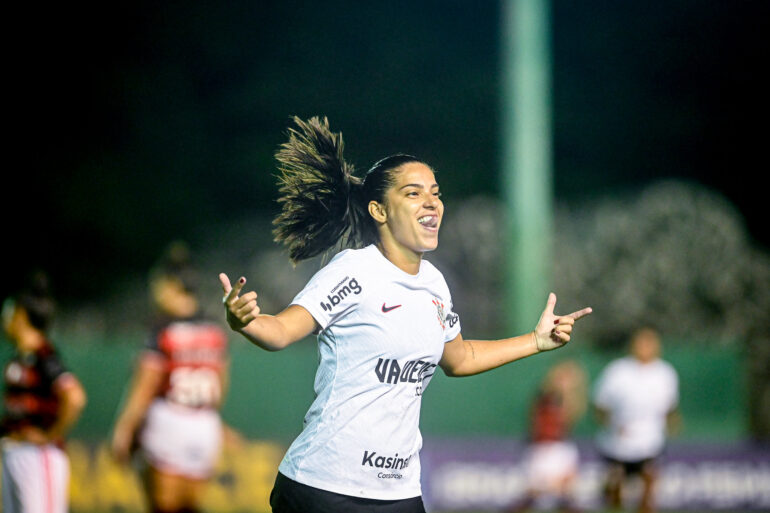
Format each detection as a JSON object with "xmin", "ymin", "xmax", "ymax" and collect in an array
[
  {"xmin": 530, "ymin": 389, "xmax": 569, "ymax": 442},
  {"xmin": 1, "ymin": 342, "xmax": 71, "ymax": 435},
  {"xmin": 142, "ymin": 314, "xmax": 228, "ymax": 409}
]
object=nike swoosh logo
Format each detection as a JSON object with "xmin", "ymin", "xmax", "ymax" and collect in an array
[{"xmin": 381, "ymin": 303, "xmax": 402, "ymax": 313}]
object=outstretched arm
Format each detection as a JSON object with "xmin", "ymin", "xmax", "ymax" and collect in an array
[
  {"xmin": 439, "ymin": 293, "xmax": 592, "ymax": 377},
  {"xmin": 219, "ymin": 273, "xmax": 318, "ymax": 351}
]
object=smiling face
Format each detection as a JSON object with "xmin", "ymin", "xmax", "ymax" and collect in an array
[{"xmin": 370, "ymin": 162, "xmax": 443, "ymax": 260}]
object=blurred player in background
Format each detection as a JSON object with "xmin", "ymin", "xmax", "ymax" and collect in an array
[
  {"xmin": 1, "ymin": 271, "xmax": 87, "ymax": 513},
  {"xmin": 593, "ymin": 327, "xmax": 680, "ymax": 513},
  {"xmin": 111, "ymin": 242, "xmax": 230, "ymax": 513},
  {"xmin": 510, "ymin": 359, "xmax": 587, "ymax": 512}
]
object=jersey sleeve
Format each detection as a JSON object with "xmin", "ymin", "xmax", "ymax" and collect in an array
[
  {"xmin": 290, "ymin": 252, "xmax": 365, "ymax": 330},
  {"xmin": 40, "ymin": 350, "xmax": 68, "ymax": 384},
  {"xmin": 141, "ymin": 324, "xmax": 170, "ymax": 368},
  {"xmin": 442, "ymin": 296, "xmax": 461, "ymax": 343},
  {"xmin": 143, "ymin": 325, "xmax": 163, "ymax": 353},
  {"xmin": 430, "ymin": 264, "xmax": 461, "ymax": 343}
]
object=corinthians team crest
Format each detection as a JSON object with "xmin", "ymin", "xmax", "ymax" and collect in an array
[{"xmin": 432, "ymin": 298, "xmax": 446, "ymax": 329}]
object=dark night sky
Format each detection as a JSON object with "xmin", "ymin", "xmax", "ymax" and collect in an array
[{"xmin": 5, "ymin": 0, "xmax": 769, "ymax": 305}]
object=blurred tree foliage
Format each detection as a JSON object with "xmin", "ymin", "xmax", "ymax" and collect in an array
[
  {"xmin": 436, "ymin": 180, "xmax": 770, "ymax": 437},
  {"xmin": 5, "ymin": 0, "xmax": 769, "ymax": 308},
  {"xmin": 555, "ymin": 180, "xmax": 769, "ymax": 346},
  {"xmin": 59, "ymin": 179, "xmax": 770, "ymax": 437}
]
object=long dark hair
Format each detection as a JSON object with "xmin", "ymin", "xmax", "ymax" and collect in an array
[
  {"xmin": 149, "ymin": 240, "xmax": 199, "ymax": 294},
  {"xmin": 272, "ymin": 116, "xmax": 422, "ymax": 263},
  {"xmin": 14, "ymin": 270, "xmax": 56, "ymax": 332}
]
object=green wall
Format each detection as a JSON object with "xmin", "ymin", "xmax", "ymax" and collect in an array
[{"xmin": 0, "ymin": 336, "xmax": 747, "ymax": 443}]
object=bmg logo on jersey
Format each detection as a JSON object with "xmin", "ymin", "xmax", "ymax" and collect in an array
[{"xmin": 320, "ymin": 276, "xmax": 362, "ymax": 312}]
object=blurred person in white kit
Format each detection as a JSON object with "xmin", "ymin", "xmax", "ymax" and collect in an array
[{"xmin": 593, "ymin": 327, "xmax": 681, "ymax": 513}]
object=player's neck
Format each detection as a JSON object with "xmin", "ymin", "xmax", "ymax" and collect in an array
[
  {"xmin": 159, "ymin": 295, "xmax": 199, "ymax": 318},
  {"xmin": 376, "ymin": 239, "xmax": 422, "ymax": 275}
]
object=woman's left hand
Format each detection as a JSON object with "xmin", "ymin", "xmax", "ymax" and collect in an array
[{"xmin": 533, "ymin": 293, "xmax": 592, "ymax": 351}]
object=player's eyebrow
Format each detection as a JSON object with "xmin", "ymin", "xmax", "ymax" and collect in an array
[{"xmin": 398, "ymin": 183, "xmax": 439, "ymax": 190}]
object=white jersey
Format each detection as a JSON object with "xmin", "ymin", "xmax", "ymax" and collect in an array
[
  {"xmin": 278, "ymin": 245, "xmax": 461, "ymax": 500},
  {"xmin": 593, "ymin": 357, "xmax": 679, "ymax": 461}
]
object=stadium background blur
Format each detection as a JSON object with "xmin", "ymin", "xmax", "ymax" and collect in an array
[{"xmin": 2, "ymin": 1, "xmax": 769, "ymax": 512}]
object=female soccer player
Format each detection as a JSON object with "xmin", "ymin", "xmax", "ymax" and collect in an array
[
  {"xmin": 512, "ymin": 360, "xmax": 587, "ymax": 512},
  {"xmin": 112, "ymin": 243, "xmax": 230, "ymax": 513},
  {"xmin": 220, "ymin": 117, "xmax": 592, "ymax": 513},
  {"xmin": 1, "ymin": 272, "xmax": 87, "ymax": 513}
]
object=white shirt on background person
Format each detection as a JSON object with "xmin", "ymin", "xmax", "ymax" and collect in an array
[{"xmin": 593, "ymin": 356, "xmax": 679, "ymax": 462}]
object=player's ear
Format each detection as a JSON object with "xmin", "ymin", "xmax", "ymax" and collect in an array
[{"xmin": 368, "ymin": 201, "xmax": 387, "ymax": 223}]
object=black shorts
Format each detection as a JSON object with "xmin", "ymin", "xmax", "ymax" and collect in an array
[
  {"xmin": 601, "ymin": 454, "xmax": 659, "ymax": 475},
  {"xmin": 269, "ymin": 472, "xmax": 427, "ymax": 513}
]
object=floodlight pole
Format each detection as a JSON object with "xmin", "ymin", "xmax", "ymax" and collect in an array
[{"xmin": 501, "ymin": 0, "xmax": 553, "ymax": 334}]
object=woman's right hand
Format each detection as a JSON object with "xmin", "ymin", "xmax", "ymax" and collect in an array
[
  {"xmin": 218, "ymin": 273, "xmax": 317, "ymax": 351},
  {"xmin": 219, "ymin": 273, "xmax": 260, "ymax": 332}
]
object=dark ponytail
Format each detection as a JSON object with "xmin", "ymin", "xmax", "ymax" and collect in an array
[{"xmin": 272, "ymin": 116, "xmax": 423, "ymax": 263}]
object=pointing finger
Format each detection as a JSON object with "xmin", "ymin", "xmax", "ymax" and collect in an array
[
  {"xmin": 223, "ymin": 276, "xmax": 247, "ymax": 304},
  {"xmin": 231, "ymin": 276, "xmax": 247, "ymax": 297},
  {"xmin": 568, "ymin": 307, "xmax": 593, "ymax": 321}
]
